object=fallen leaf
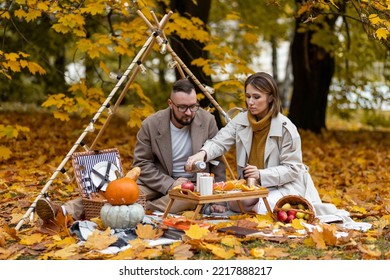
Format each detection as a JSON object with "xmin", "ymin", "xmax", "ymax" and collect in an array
[
  {"xmin": 84, "ymin": 228, "xmax": 118, "ymax": 250},
  {"xmin": 221, "ymin": 236, "xmax": 241, "ymax": 247},
  {"xmin": 111, "ymin": 247, "xmax": 136, "ymax": 260},
  {"xmin": 357, "ymin": 244, "xmax": 382, "ymax": 258},
  {"xmin": 322, "ymin": 224, "xmax": 338, "ymax": 246},
  {"xmin": 137, "ymin": 248, "xmax": 163, "ymax": 259},
  {"xmin": 250, "ymin": 247, "xmax": 265, "ymax": 258},
  {"xmin": 19, "ymin": 233, "xmax": 45, "ymax": 245},
  {"xmin": 135, "ymin": 224, "xmax": 164, "ymax": 239},
  {"xmin": 310, "ymin": 227, "xmax": 327, "ymax": 249},
  {"xmin": 51, "ymin": 243, "xmax": 79, "ymax": 259},
  {"xmin": 185, "ymin": 224, "xmax": 210, "ymax": 240},
  {"xmin": 204, "ymin": 243, "xmax": 235, "ymax": 259},
  {"xmin": 235, "ymin": 219, "xmax": 258, "ymax": 229},
  {"xmin": 264, "ymin": 246, "xmax": 289, "ymax": 258},
  {"xmin": 173, "ymin": 243, "xmax": 193, "ymax": 260},
  {"xmin": 291, "ymin": 219, "xmax": 305, "ymax": 230}
]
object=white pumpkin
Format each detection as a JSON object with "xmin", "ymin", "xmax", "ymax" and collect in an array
[{"xmin": 100, "ymin": 203, "xmax": 145, "ymax": 229}]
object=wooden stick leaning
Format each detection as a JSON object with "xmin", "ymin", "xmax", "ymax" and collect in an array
[
  {"xmin": 14, "ymin": 24, "xmax": 164, "ymax": 231},
  {"xmin": 90, "ymin": 12, "xmax": 173, "ymax": 150}
]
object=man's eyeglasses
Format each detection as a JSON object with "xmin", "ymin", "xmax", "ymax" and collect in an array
[{"xmin": 170, "ymin": 99, "xmax": 200, "ymax": 113}]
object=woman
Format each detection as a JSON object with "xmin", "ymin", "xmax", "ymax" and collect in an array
[{"xmin": 185, "ymin": 72, "xmax": 322, "ymax": 214}]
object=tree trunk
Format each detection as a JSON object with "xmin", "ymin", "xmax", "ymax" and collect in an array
[
  {"xmin": 289, "ymin": 29, "xmax": 333, "ymax": 133},
  {"xmin": 168, "ymin": 0, "xmax": 223, "ymax": 128},
  {"xmin": 289, "ymin": 1, "xmax": 343, "ymax": 133}
]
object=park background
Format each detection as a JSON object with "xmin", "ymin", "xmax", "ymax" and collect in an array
[{"xmin": 0, "ymin": 0, "xmax": 389, "ymax": 260}]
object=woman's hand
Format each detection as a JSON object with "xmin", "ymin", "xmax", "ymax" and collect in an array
[
  {"xmin": 185, "ymin": 151, "xmax": 206, "ymax": 172},
  {"xmin": 243, "ymin": 164, "xmax": 260, "ymax": 180}
]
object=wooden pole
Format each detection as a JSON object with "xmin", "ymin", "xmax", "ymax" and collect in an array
[{"xmin": 90, "ymin": 12, "xmax": 173, "ymax": 149}]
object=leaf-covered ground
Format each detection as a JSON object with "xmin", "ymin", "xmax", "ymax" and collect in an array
[{"xmin": 0, "ymin": 110, "xmax": 389, "ymax": 260}]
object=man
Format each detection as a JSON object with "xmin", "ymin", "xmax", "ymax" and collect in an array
[
  {"xmin": 35, "ymin": 79, "xmax": 225, "ymax": 224},
  {"xmin": 133, "ymin": 78, "xmax": 226, "ymax": 213}
]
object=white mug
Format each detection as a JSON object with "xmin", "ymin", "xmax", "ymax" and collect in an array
[
  {"xmin": 199, "ymin": 176, "xmax": 213, "ymax": 196},
  {"xmin": 196, "ymin": 172, "xmax": 210, "ymax": 192}
]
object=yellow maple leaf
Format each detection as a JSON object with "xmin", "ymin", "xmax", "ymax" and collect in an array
[
  {"xmin": 52, "ymin": 236, "xmax": 78, "ymax": 248},
  {"xmin": 310, "ymin": 227, "xmax": 327, "ymax": 249},
  {"xmin": 51, "ymin": 244, "xmax": 79, "ymax": 259},
  {"xmin": 135, "ymin": 224, "xmax": 164, "ymax": 239},
  {"xmin": 0, "ymin": 146, "xmax": 11, "ymax": 160},
  {"xmin": 0, "ymin": 10, "xmax": 10, "ymax": 19},
  {"xmin": 80, "ymin": 2, "xmax": 106, "ymax": 15},
  {"xmin": 291, "ymin": 218, "xmax": 305, "ymax": 230},
  {"xmin": 19, "ymin": 233, "xmax": 45, "ymax": 246},
  {"xmin": 184, "ymin": 224, "xmax": 210, "ymax": 240},
  {"xmin": 52, "ymin": 23, "xmax": 71, "ymax": 34},
  {"xmin": 128, "ymin": 238, "xmax": 148, "ymax": 250},
  {"xmin": 5, "ymin": 52, "xmax": 19, "ymax": 61},
  {"xmin": 27, "ymin": 62, "xmax": 45, "ymax": 75},
  {"xmin": 14, "ymin": 9, "xmax": 27, "ymax": 19},
  {"xmin": 5, "ymin": 61, "xmax": 21, "ymax": 72},
  {"xmin": 376, "ymin": 27, "xmax": 389, "ymax": 40},
  {"xmin": 25, "ymin": 9, "xmax": 41, "ymax": 22},
  {"xmin": 37, "ymin": 2, "xmax": 49, "ymax": 11},
  {"xmin": 84, "ymin": 228, "xmax": 118, "ymax": 250},
  {"xmin": 322, "ymin": 224, "xmax": 338, "ymax": 246},
  {"xmin": 369, "ymin": 14, "xmax": 381, "ymax": 25},
  {"xmin": 221, "ymin": 236, "xmax": 241, "ymax": 247},
  {"xmin": 53, "ymin": 111, "xmax": 70, "ymax": 122},
  {"xmin": 204, "ymin": 243, "xmax": 235, "ymax": 259},
  {"xmin": 59, "ymin": 14, "xmax": 85, "ymax": 28}
]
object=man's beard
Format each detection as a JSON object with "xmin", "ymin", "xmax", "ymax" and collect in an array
[{"xmin": 172, "ymin": 110, "xmax": 194, "ymax": 126}]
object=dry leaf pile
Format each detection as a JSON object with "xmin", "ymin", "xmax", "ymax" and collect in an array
[{"xmin": 0, "ymin": 111, "xmax": 389, "ymax": 260}]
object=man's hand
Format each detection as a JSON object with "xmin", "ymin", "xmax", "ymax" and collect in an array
[{"xmin": 171, "ymin": 177, "xmax": 190, "ymax": 189}]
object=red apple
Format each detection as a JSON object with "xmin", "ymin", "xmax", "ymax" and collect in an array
[
  {"xmin": 286, "ymin": 214, "xmax": 295, "ymax": 223},
  {"xmin": 287, "ymin": 210, "xmax": 297, "ymax": 218},
  {"xmin": 277, "ymin": 210, "xmax": 288, "ymax": 222},
  {"xmin": 181, "ymin": 181, "xmax": 195, "ymax": 192}
]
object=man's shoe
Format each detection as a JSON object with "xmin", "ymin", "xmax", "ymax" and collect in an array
[{"xmin": 36, "ymin": 198, "xmax": 61, "ymax": 223}]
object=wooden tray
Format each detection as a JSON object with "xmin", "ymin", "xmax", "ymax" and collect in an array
[{"xmin": 162, "ymin": 187, "xmax": 271, "ymax": 219}]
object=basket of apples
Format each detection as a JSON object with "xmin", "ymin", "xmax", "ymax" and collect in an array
[{"xmin": 273, "ymin": 195, "xmax": 315, "ymax": 224}]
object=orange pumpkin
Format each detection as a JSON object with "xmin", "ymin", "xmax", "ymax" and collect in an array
[{"xmin": 104, "ymin": 177, "xmax": 140, "ymax": 205}]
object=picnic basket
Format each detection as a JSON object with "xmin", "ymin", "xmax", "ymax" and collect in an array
[
  {"xmin": 71, "ymin": 148, "xmax": 146, "ymax": 219},
  {"xmin": 273, "ymin": 195, "xmax": 315, "ymax": 223}
]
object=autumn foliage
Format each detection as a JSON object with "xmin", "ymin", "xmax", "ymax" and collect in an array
[{"xmin": 0, "ymin": 110, "xmax": 389, "ymax": 260}]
